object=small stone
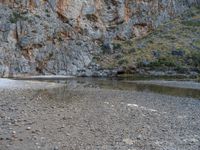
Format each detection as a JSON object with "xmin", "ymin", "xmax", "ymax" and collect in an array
[
  {"xmin": 41, "ymin": 137, "xmax": 45, "ymax": 140},
  {"xmin": 54, "ymin": 146, "xmax": 59, "ymax": 150},
  {"xmin": 123, "ymin": 138, "xmax": 134, "ymax": 145},
  {"xmin": 137, "ymin": 135, "xmax": 142, "ymax": 140},
  {"xmin": 32, "ymin": 130, "xmax": 36, "ymax": 134},
  {"xmin": 33, "ymin": 136, "xmax": 37, "ymax": 140},
  {"xmin": 26, "ymin": 127, "xmax": 31, "ymax": 130},
  {"xmin": 66, "ymin": 133, "xmax": 70, "ymax": 136},
  {"xmin": 12, "ymin": 131, "xmax": 16, "ymax": 134}
]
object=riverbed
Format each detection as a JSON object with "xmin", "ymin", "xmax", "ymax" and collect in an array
[{"xmin": 0, "ymin": 78, "xmax": 200, "ymax": 150}]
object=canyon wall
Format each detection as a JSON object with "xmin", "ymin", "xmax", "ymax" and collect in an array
[{"xmin": 0, "ymin": 0, "xmax": 199, "ymax": 77}]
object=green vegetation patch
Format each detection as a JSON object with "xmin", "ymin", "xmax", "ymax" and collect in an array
[
  {"xmin": 86, "ymin": 14, "xmax": 98, "ymax": 22},
  {"xmin": 9, "ymin": 11, "xmax": 28, "ymax": 23},
  {"xmin": 193, "ymin": 39, "xmax": 200, "ymax": 48},
  {"xmin": 182, "ymin": 20, "xmax": 200, "ymax": 27}
]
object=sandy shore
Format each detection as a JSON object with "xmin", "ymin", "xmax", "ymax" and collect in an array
[{"xmin": 0, "ymin": 80, "xmax": 200, "ymax": 150}]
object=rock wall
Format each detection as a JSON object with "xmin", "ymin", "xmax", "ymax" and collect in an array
[{"xmin": 0, "ymin": 0, "xmax": 199, "ymax": 77}]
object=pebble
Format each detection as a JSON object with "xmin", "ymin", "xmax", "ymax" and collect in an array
[
  {"xmin": 33, "ymin": 136, "xmax": 37, "ymax": 140},
  {"xmin": 26, "ymin": 127, "xmax": 31, "ymax": 130},
  {"xmin": 41, "ymin": 137, "xmax": 45, "ymax": 140},
  {"xmin": 32, "ymin": 130, "xmax": 36, "ymax": 134},
  {"xmin": 12, "ymin": 131, "xmax": 17, "ymax": 138},
  {"xmin": 12, "ymin": 131, "xmax": 16, "ymax": 134}
]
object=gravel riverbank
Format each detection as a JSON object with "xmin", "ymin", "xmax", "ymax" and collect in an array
[{"xmin": 0, "ymin": 80, "xmax": 200, "ymax": 150}]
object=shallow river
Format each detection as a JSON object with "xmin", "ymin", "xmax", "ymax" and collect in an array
[{"xmin": 30, "ymin": 77, "xmax": 200, "ymax": 99}]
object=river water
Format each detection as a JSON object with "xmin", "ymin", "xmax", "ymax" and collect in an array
[{"xmin": 27, "ymin": 77, "xmax": 200, "ymax": 99}]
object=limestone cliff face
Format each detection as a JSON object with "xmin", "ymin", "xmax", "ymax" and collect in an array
[{"xmin": 0, "ymin": 0, "xmax": 199, "ymax": 77}]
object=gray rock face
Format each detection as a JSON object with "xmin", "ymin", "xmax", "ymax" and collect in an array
[{"xmin": 0, "ymin": 0, "xmax": 199, "ymax": 77}]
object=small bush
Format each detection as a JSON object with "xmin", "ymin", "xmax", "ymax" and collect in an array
[
  {"xmin": 113, "ymin": 43, "xmax": 122, "ymax": 50},
  {"xmin": 175, "ymin": 66, "xmax": 188, "ymax": 74},
  {"xmin": 34, "ymin": 14, "xmax": 41, "ymax": 18},
  {"xmin": 190, "ymin": 52, "xmax": 200, "ymax": 67},
  {"xmin": 93, "ymin": 56, "xmax": 101, "ymax": 61},
  {"xmin": 46, "ymin": 14, "xmax": 51, "ymax": 17},
  {"xmin": 193, "ymin": 39, "xmax": 200, "ymax": 48},
  {"xmin": 9, "ymin": 11, "xmax": 28, "ymax": 23},
  {"xmin": 128, "ymin": 48, "xmax": 136, "ymax": 54},
  {"xmin": 86, "ymin": 14, "xmax": 98, "ymax": 22},
  {"xmin": 118, "ymin": 59, "xmax": 128, "ymax": 65},
  {"xmin": 45, "ymin": 9, "xmax": 49, "ymax": 13},
  {"xmin": 101, "ymin": 44, "xmax": 112, "ymax": 54},
  {"xmin": 197, "ymin": 75, "xmax": 200, "ymax": 82},
  {"xmin": 141, "ymin": 57, "xmax": 177, "ymax": 69},
  {"xmin": 124, "ymin": 40, "xmax": 132, "ymax": 46},
  {"xmin": 115, "ymin": 54, "xmax": 122, "ymax": 59},
  {"xmin": 182, "ymin": 20, "xmax": 200, "ymax": 27}
]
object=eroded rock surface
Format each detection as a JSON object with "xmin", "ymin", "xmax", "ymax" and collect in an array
[{"xmin": 0, "ymin": 0, "xmax": 199, "ymax": 77}]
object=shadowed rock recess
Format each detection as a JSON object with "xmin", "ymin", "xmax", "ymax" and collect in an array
[{"xmin": 0, "ymin": 0, "xmax": 200, "ymax": 77}]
